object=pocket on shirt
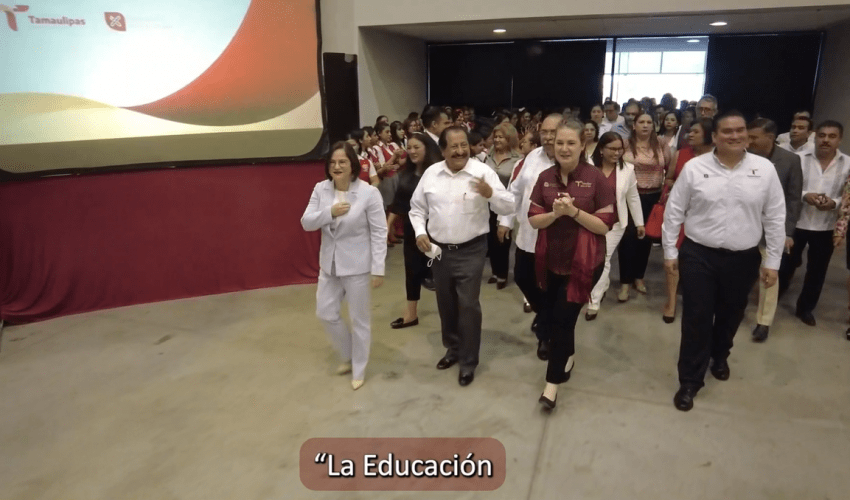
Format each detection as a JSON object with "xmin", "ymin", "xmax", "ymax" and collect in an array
[{"xmin": 462, "ymin": 193, "xmax": 480, "ymax": 214}]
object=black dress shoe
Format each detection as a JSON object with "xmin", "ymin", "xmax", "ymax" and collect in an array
[
  {"xmin": 846, "ymin": 327, "xmax": 850, "ymax": 341},
  {"xmin": 496, "ymin": 280, "xmax": 508, "ymax": 290},
  {"xmin": 523, "ymin": 302, "xmax": 533, "ymax": 313},
  {"xmin": 585, "ymin": 310, "xmax": 598, "ymax": 321},
  {"xmin": 487, "ymin": 276, "xmax": 498, "ymax": 284},
  {"xmin": 538, "ymin": 393, "xmax": 556, "ymax": 410},
  {"xmin": 662, "ymin": 315, "xmax": 675, "ymax": 324},
  {"xmin": 710, "ymin": 359, "xmax": 730, "ymax": 381},
  {"xmin": 436, "ymin": 356, "xmax": 457, "ymax": 370},
  {"xmin": 458, "ymin": 371, "xmax": 474, "ymax": 386},
  {"xmin": 422, "ymin": 278, "xmax": 436, "ymax": 291},
  {"xmin": 537, "ymin": 339, "xmax": 550, "ymax": 361},
  {"xmin": 673, "ymin": 386, "xmax": 698, "ymax": 411},
  {"xmin": 390, "ymin": 317, "xmax": 419, "ymax": 329},
  {"xmin": 752, "ymin": 324, "xmax": 769, "ymax": 342},
  {"xmin": 796, "ymin": 310, "xmax": 816, "ymax": 326}
]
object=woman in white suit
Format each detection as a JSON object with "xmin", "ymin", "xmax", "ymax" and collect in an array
[
  {"xmin": 301, "ymin": 142, "xmax": 388, "ymax": 390},
  {"xmin": 585, "ymin": 132, "xmax": 646, "ymax": 320}
]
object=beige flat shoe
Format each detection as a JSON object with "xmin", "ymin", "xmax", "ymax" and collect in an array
[
  {"xmin": 617, "ymin": 286, "xmax": 630, "ymax": 302},
  {"xmin": 634, "ymin": 281, "xmax": 647, "ymax": 294},
  {"xmin": 351, "ymin": 379, "xmax": 364, "ymax": 390},
  {"xmin": 335, "ymin": 362, "xmax": 352, "ymax": 375}
]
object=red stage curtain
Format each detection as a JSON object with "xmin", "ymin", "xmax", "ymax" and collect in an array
[{"xmin": 0, "ymin": 162, "xmax": 324, "ymax": 324}]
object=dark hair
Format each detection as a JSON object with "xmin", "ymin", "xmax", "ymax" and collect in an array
[
  {"xmin": 422, "ymin": 106, "xmax": 448, "ymax": 129},
  {"xmin": 624, "ymin": 101, "xmax": 642, "ymax": 115},
  {"xmin": 407, "ymin": 112, "xmax": 420, "ymax": 120},
  {"xmin": 712, "ymin": 109, "xmax": 746, "ymax": 131},
  {"xmin": 325, "ymin": 142, "xmax": 360, "ymax": 182},
  {"xmin": 691, "ymin": 117, "xmax": 715, "ymax": 146},
  {"xmin": 390, "ymin": 121, "xmax": 405, "ymax": 147},
  {"xmin": 816, "ymin": 120, "xmax": 844, "ymax": 137},
  {"xmin": 526, "ymin": 130, "xmax": 541, "ymax": 148},
  {"xmin": 362, "ymin": 126, "xmax": 375, "ymax": 136},
  {"xmin": 793, "ymin": 116, "xmax": 814, "ymax": 131},
  {"xmin": 407, "ymin": 133, "xmax": 443, "ymax": 171},
  {"xmin": 347, "ymin": 129, "xmax": 366, "ymax": 152},
  {"xmin": 747, "ymin": 118, "xmax": 778, "ymax": 136},
  {"xmin": 375, "ymin": 115, "xmax": 388, "ymax": 126},
  {"xmin": 403, "ymin": 118, "xmax": 418, "ymax": 135},
  {"xmin": 628, "ymin": 112, "xmax": 662, "ymax": 163},
  {"xmin": 591, "ymin": 131, "xmax": 626, "ymax": 170},
  {"xmin": 438, "ymin": 125, "xmax": 469, "ymax": 149},
  {"xmin": 659, "ymin": 110, "xmax": 681, "ymax": 136},
  {"xmin": 603, "ymin": 100, "xmax": 620, "ymax": 112},
  {"xmin": 476, "ymin": 125, "xmax": 493, "ymax": 141},
  {"xmin": 590, "ymin": 103, "xmax": 603, "ymax": 113},
  {"xmin": 583, "ymin": 120, "xmax": 600, "ymax": 142},
  {"xmin": 468, "ymin": 131, "xmax": 484, "ymax": 146},
  {"xmin": 375, "ymin": 123, "xmax": 390, "ymax": 138}
]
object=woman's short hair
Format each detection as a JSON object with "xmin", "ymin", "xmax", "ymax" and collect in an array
[
  {"xmin": 493, "ymin": 122, "xmax": 520, "ymax": 152},
  {"xmin": 591, "ymin": 131, "xmax": 626, "ymax": 170},
  {"xmin": 692, "ymin": 117, "xmax": 715, "ymax": 145},
  {"xmin": 325, "ymin": 141, "xmax": 360, "ymax": 182},
  {"xmin": 583, "ymin": 120, "xmax": 600, "ymax": 142}
]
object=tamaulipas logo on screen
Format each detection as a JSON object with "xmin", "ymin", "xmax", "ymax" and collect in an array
[{"xmin": 0, "ymin": 4, "xmax": 126, "ymax": 31}]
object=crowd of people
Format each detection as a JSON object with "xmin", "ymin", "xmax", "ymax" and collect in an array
[{"xmin": 301, "ymin": 93, "xmax": 849, "ymax": 413}]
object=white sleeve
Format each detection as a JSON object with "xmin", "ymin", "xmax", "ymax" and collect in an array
[
  {"xmin": 408, "ymin": 172, "xmax": 430, "ymax": 238},
  {"xmin": 662, "ymin": 166, "xmax": 690, "ymax": 260}
]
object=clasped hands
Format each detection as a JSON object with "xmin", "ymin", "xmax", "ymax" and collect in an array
[
  {"xmin": 553, "ymin": 194, "xmax": 578, "ymax": 218},
  {"xmin": 804, "ymin": 192, "xmax": 836, "ymax": 211}
]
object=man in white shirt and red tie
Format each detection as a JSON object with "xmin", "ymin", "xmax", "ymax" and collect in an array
[
  {"xmin": 663, "ymin": 110, "xmax": 786, "ymax": 412},
  {"xmin": 778, "ymin": 120, "xmax": 850, "ymax": 326},
  {"xmin": 497, "ymin": 113, "xmax": 563, "ymax": 360},
  {"xmin": 409, "ymin": 126, "xmax": 515, "ymax": 386}
]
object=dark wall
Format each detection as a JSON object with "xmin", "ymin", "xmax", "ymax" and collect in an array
[
  {"xmin": 704, "ymin": 33, "xmax": 823, "ymax": 132},
  {"xmin": 428, "ymin": 40, "xmax": 607, "ymax": 116}
]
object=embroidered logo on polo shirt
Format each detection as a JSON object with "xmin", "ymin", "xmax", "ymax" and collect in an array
[
  {"xmin": 575, "ymin": 181, "xmax": 592, "ymax": 188},
  {"xmin": 544, "ymin": 182, "xmax": 550, "ymax": 187}
]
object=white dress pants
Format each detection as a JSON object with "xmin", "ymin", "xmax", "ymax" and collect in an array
[
  {"xmin": 588, "ymin": 225, "xmax": 627, "ymax": 311},
  {"xmin": 316, "ymin": 270, "xmax": 372, "ymax": 380}
]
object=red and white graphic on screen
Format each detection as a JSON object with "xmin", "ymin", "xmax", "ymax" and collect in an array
[
  {"xmin": 0, "ymin": 4, "xmax": 28, "ymax": 31},
  {"xmin": 105, "ymin": 12, "xmax": 125, "ymax": 31}
]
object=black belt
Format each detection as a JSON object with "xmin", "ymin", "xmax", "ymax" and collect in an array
[
  {"xmin": 431, "ymin": 234, "xmax": 486, "ymax": 251},
  {"xmin": 685, "ymin": 238, "xmax": 758, "ymax": 255}
]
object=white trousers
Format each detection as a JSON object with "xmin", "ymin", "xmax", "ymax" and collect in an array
[
  {"xmin": 316, "ymin": 270, "xmax": 372, "ymax": 380},
  {"xmin": 588, "ymin": 225, "xmax": 627, "ymax": 311},
  {"xmin": 756, "ymin": 246, "xmax": 779, "ymax": 326}
]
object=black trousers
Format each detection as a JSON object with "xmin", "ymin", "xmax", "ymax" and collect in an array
[
  {"xmin": 678, "ymin": 238, "xmax": 760, "ymax": 390},
  {"xmin": 402, "ymin": 216, "xmax": 431, "ymax": 302},
  {"xmin": 618, "ymin": 191, "xmax": 661, "ymax": 284},
  {"xmin": 515, "ymin": 248, "xmax": 546, "ymax": 341},
  {"xmin": 430, "ymin": 235, "xmax": 487, "ymax": 371},
  {"xmin": 487, "ymin": 210, "xmax": 511, "ymax": 280},
  {"xmin": 777, "ymin": 228, "xmax": 834, "ymax": 314},
  {"xmin": 540, "ymin": 272, "xmax": 583, "ymax": 384}
]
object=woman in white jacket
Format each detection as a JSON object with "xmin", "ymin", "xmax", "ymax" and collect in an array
[
  {"xmin": 301, "ymin": 142, "xmax": 388, "ymax": 390},
  {"xmin": 585, "ymin": 132, "xmax": 645, "ymax": 320}
]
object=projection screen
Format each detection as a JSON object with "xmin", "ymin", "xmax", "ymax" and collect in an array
[{"xmin": 0, "ymin": 0, "xmax": 324, "ymax": 176}]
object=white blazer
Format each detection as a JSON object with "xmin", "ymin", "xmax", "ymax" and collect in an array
[
  {"xmin": 301, "ymin": 179, "xmax": 387, "ymax": 277},
  {"xmin": 614, "ymin": 162, "xmax": 645, "ymax": 230}
]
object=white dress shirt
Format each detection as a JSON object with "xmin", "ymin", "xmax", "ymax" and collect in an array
[
  {"xmin": 779, "ymin": 140, "xmax": 814, "ymax": 155},
  {"xmin": 426, "ymin": 130, "xmax": 441, "ymax": 147},
  {"xmin": 497, "ymin": 146, "xmax": 553, "ymax": 253},
  {"xmin": 409, "ymin": 158, "xmax": 515, "ymax": 244},
  {"xmin": 777, "ymin": 131, "xmax": 815, "ymax": 149},
  {"xmin": 796, "ymin": 150, "xmax": 850, "ymax": 231},
  {"xmin": 662, "ymin": 151, "xmax": 786, "ymax": 269},
  {"xmin": 599, "ymin": 115, "xmax": 624, "ymax": 135}
]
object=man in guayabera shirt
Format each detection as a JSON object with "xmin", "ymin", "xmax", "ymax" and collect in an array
[{"xmin": 662, "ymin": 110, "xmax": 786, "ymax": 412}]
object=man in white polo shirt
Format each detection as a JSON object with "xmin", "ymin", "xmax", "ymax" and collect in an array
[
  {"xmin": 409, "ymin": 126, "xmax": 515, "ymax": 387},
  {"xmin": 778, "ymin": 120, "xmax": 850, "ymax": 326},
  {"xmin": 663, "ymin": 110, "xmax": 786, "ymax": 412}
]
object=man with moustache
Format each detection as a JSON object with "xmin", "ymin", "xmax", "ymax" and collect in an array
[
  {"xmin": 611, "ymin": 101, "xmax": 641, "ymax": 141},
  {"xmin": 746, "ymin": 118, "xmax": 803, "ymax": 342},
  {"xmin": 599, "ymin": 101, "xmax": 624, "ymax": 135},
  {"xmin": 497, "ymin": 114, "xmax": 564, "ymax": 360},
  {"xmin": 778, "ymin": 120, "xmax": 850, "ymax": 326},
  {"xmin": 663, "ymin": 110, "xmax": 785, "ymax": 411},
  {"xmin": 409, "ymin": 126, "xmax": 515, "ymax": 386}
]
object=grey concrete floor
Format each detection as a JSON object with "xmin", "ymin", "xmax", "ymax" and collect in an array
[{"xmin": 1, "ymin": 243, "xmax": 849, "ymax": 500}]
